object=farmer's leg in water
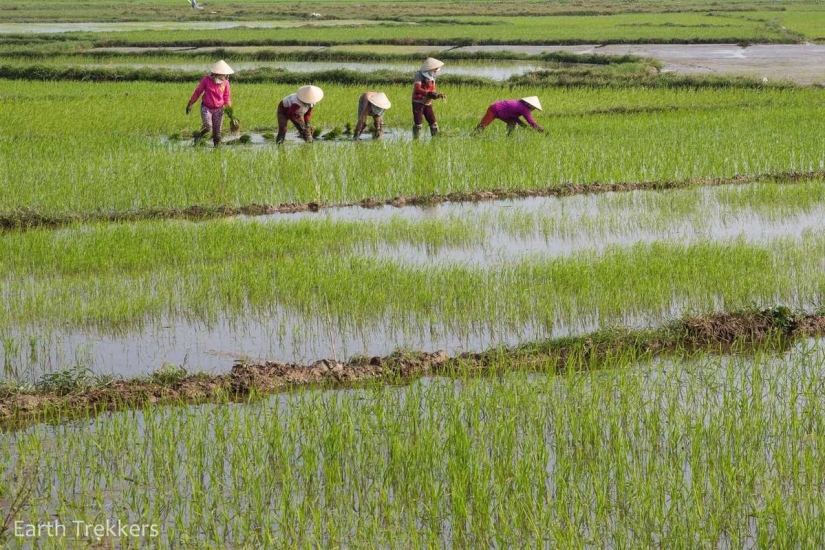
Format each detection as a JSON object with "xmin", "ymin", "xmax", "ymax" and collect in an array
[
  {"xmin": 195, "ymin": 104, "xmax": 213, "ymax": 145},
  {"xmin": 412, "ymin": 103, "xmax": 424, "ymax": 139},
  {"xmin": 475, "ymin": 105, "xmax": 497, "ymax": 132},
  {"xmin": 373, "ymin": 115, "xmax": 384, "ymax": 139},
  {"xmin": 276, "ymin": 105, "xmax": 289, "ymax": 144},
  {"xmin": 424, "ymin": 105, "xmax": 438, "ymax": 136},
  {"xmin": 211, "ymin": 107, "xmax": 224, "ymax": 146}
]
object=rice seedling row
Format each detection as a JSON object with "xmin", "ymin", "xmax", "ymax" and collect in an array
[
  {"xmin": 1, "ymin": 81, "xmax": 824, "ymax": 222},
  {"xmin": 3, "ymin": 341, "xmax": 825, "ymax": 546},
  {"xmin": 2, "ymin": 179, "xmax": 825, "ymax": 379}
]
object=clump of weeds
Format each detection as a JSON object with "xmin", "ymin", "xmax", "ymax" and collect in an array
[
  {"xmin": 149, "ymin": 363, "xmax": 188, "ymax": 386},
  {"xmin": 36, "ymin": 367, "xmax": 113, "ymax": 396}
]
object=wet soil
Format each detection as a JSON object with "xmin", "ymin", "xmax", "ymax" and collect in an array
[
  {"xmin": 3, "ymin": 310, "xmax": 824, "ymax": 428},
  {"xmin": 3, "ymin": 168, "xmax": 823, "ymax": 232}
]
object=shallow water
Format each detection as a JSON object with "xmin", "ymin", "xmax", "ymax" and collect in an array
[
  {"xmin": 79, "ymin": 60, "xmax": 547, "ymax": 81},
  {"xmin": 455, "ymin": 43, "xmax": 825, "ymax": 85},
  {"xmin": 161, "ymin": 128, "xmax": 414, "ymax": 147},
  {"xmin": 3, "ymin": 182, "xmax": 825, "ymax": 379},
  {"xmin": 66, "ymin": 42, "xmax": 825, "ymax": 84},
  {"xmin": 253, "ymin": 184, "xmax": 825, "ymax": 265}
]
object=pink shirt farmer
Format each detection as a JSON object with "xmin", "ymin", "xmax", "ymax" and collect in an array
[{"xmin": 186, "ymin": 60, "xmax": 234, "ymax": 146}]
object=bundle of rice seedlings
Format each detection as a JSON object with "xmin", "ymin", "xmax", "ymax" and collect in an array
[{"xmin": 224, "ymin": 106, "xmax": 241, "ymax": 133}]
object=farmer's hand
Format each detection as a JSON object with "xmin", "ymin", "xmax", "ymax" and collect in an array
[{"xmin": 186, "ymin": 103, "xmax": 192, "ymax": 115}]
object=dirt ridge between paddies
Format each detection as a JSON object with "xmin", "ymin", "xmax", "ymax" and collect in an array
[
  {"xmin": 3, "ymin": 308, "xmax": 825, "ymax": 430},
  {"xmin": 2, "ymin": 169, "xmax": 823, "ymax": 233}
]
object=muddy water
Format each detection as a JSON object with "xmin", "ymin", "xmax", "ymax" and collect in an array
[
  {"xmin": 161, "ymin": 128, "xmax": 413, "ymax": 146},
  {"xmin": 4, "ymin": 184, "xmax": 825, "ymax": 380},
  {"xmin": 72, "ymin": 43, "xmax": 825, "ymax": 84},
  {"xmin": 79, "ymin": 60, "xmax": 547, "ymax": 81},
  {"xmin": 455, "ymin": 43, "xmax": 825, "ymax": 85}
]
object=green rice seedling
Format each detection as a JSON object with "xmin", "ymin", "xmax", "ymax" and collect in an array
[
  {"xmin": 4, "ymin": 340, "xmax": 825, "ymax": 546},
  {"xmin": 223, "ymin": 105, "xmax": 241, "ymax": 133},
  {"xmin": 2, "ymin": 80, "xmax": 825, "ymax": 222}
]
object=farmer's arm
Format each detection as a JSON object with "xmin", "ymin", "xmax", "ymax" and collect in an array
[
  {"xmin": 414, "ymin": 80, "xmax": 441, "ymax": 99},
  {"xmin": 522, "ymin": 111, "xmax": 544, "ymax": 132},
  {"xmin": 303, "ymin": 107, "xmax": 313, "ymax": 125},
  {"xmin": 188, "ymin": 77, "xmax": 206, "ymax": 105},
  {"xmin": 355, "ymin": 105, "xmax": 369, "ymax": 128},
  {"xmin": 223, "ymin": 80, "xmax": 231, "ymax": 107},
  {"xmin": 353, "ymin": 101, "xmax": 370, "ymax": 138}
]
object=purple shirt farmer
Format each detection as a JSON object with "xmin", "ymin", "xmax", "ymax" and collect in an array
[
  {"xmin": 491, "ymin": 100, "xmax": 540, "ymax": 128},
  {"xmin": 476, "ymin": 97, "xmax": 545, "ymax": 134}
]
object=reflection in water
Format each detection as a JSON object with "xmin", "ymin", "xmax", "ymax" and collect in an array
[
  {"xmin": 4, "ymin": 183, "xmax": 825, "ymax": 380},
  {"xmin": 253, "ymin": 184, "xmax": 825, "ymax": 266},
  {"xmin": 78, "ymin": 60, "xmax": 547, "ymax": 81}
]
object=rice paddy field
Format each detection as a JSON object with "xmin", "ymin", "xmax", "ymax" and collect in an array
[{"xmin": 3, "ymin": 0, "xmax": 825, "ymax": 547}]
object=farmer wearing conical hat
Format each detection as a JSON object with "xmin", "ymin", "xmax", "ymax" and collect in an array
[
  {"xmin": 475, "ymin": 96, "xmax": 545, "ymax": 135},
  {"xmin": 276, "ymin": 85, "xmax": 324, "ymax": 144},
  {"xmin": 186, "ymin": 60, "xmax": 234, "ymax": 146},
  {"xmin": 353, "ymin": 91, "xmax": 391, "ymax": 140},
  {"xmin": 411, "ymin": 57, "xmax": 446, "ymax": 139}
]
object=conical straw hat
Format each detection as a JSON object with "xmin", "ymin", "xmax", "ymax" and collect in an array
[
  {"xmin": 367, "ymin": 92, "xmax": 391, "ymax": 110},
  {"xmin": 521, "ymin": 96, "xmax": 542, "ymax": 111},
  {"xmin": 208, "ymin": 60, "xmax": 234, "ymax": 75},
  {"xmin": 420, "ymin": 57, "xmax": 444, "ymax": 72},
  {"xmin": 297, "ymin": 85, "xmax": 324, "ymax": 104}
]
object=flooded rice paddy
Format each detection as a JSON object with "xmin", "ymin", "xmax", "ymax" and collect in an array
[
  {"xmin": 80, "ymin": 60, "xmax": 548, "ymax": 81},
  {"xmin": 4, "ymin": 182, "xmax": 825, "ymax": 381},
  {"xmin": 4, "ymin": 338, "xmax": 825, "ymax": 546},
  {"xmin": 455, "ymin": 43, "xmax": 825, "ymax": 85}
]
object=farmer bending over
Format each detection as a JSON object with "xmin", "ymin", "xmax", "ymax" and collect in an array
[
  {"xmin": 411, "ymin": 58, "xmax": 446, "ymax": 139},
  {"xmin": 186, "ymin": 60, "xmax": 233, "ymax": 146},
  {"xmin": 475, "ymin": 96, "xmax": 545, "ymax": 135},
  {"xmin": 276, "ymin": 85, "xmax": 324, "ymax": 144},
  {"xmin": 354, "ymin": 91, "xmax": 392, "ymax": 140}
]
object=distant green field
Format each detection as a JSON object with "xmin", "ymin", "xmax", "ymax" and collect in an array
[
  {"xmin": 3, "ymin": 13, "xmax": 791, "ymax": 47},
  {"xmin": 0, "ymin": 0, "xmax": 801, "ymax": 23}
]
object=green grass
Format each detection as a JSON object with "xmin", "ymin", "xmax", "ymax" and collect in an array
[
  {"xmin": 3, "ymin": 342, "xmax": 825, "ymax": 546},
  {"xmin": 1, "ymin": 80, "xmax": 824, "ymax": 220},
  {"xmin": 1, "ymin": 203, "xmax": 824, "ymax": 333},
  {"xmin": 0, "ymin": 0, "xmax": 803, "ymax": 24},
  {"xmin": 74, "ymin": 13, "xmax": 790, "ymax": 46}
]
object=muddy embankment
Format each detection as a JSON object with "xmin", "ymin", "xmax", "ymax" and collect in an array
[
  {"xmin": 3, "ymin": 309, "xmax": 825, "ymax": 428},
  {"xmin": 3, "ymin": 169, "xmax": 824, "ymax": 232}
]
